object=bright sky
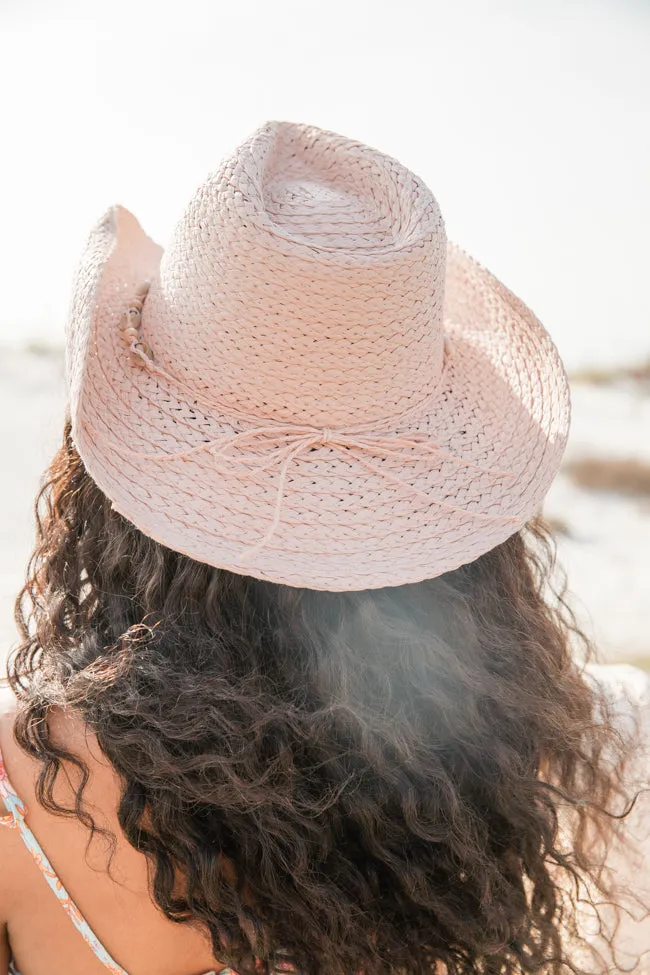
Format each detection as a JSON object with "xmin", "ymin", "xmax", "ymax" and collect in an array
[{"xmin": 1, "ymin": 0, "xmax": 649, "ymax": 370}]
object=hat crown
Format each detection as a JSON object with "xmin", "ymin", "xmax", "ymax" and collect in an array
[{"xmin": 141, "ymin": 121, "xmax": 447, "ymax": 428}]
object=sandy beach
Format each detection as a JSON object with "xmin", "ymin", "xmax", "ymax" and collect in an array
[{"xmin": 2, "ymin": 345, "xmax": 649, "ymax": 672}]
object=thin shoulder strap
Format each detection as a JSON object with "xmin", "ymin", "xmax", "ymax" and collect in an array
[{"xmin": 0, "ymin": 746, "xmax": 130, "ymax": 975}]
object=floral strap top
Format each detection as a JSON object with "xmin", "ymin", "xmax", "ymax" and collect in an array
[{"xmin": 0, "ymin": 745, "xmax": 235, "ymax": 975}]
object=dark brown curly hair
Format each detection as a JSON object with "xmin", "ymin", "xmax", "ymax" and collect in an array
[{"xmin": 7, "ymin": 422, "xmax": 638, "ymax": 975}]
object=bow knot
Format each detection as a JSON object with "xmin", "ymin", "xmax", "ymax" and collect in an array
[{"xmin": 320, "ymin": 428, "xmax": 335, "ymax": 445}]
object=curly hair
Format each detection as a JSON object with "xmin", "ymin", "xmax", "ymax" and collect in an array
[{"xmin": 6, "ymin": 422, "xmax": 638, "ymax": 975}]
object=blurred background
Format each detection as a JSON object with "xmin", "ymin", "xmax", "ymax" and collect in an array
[{"xmin": 1, "ymin": 0, "xmax": 649, "ymax": 670}]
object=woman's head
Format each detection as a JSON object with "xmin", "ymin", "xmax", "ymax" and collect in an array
[{"xmin": 8, "ymin": 423, "xmax": 632, "ymax": 975}]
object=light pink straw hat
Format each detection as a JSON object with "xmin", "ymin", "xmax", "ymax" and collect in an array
[{"xmin": 66, "ymin": 120, "xmax": 570, "ymax": 591}]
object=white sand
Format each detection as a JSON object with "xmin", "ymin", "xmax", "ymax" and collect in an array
[{"xmin": 1, "ymin": 348, "xmax": 649, "ymax": 669}]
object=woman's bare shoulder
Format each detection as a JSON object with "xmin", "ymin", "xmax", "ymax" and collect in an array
[
  {"xmin": 0, "ymin": 683, "xmax": 25, "ymax": 924},
  {"xmin": 0, "ymin": 681, "xmax": 19, "ymax": 812}
]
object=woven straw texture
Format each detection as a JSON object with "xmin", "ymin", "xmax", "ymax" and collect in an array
[{"xmin": 66, "ymin": 120, "xmax": 570, "ymax": 591}]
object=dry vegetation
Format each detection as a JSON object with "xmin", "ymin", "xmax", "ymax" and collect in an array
[
  {"xmin": 570, "ymin": 358, "xmax": 650, "ymax": 386},
  {"xmin": 24, "ymin": 341, "xmax": 65, "ymax": 361},
  {"xmin": 621, "ymin": 655, "xmax": 650, "ymax": 673},
  {"xmin": 565, "ymin": 457, "xmax": 650, "ymax": 497},
  {"xmin": 543, "ymin": 514, "xmax": 571, "ymax": 537}
]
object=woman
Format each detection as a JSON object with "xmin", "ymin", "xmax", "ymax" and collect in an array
[{"xmin": 1, "ymin": 121, "xmax": 648, "ymax": 974}]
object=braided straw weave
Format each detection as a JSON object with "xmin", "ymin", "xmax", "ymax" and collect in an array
[{"xmin": 66, "ymin": 120, "xmax": 570, "ymax": 591}]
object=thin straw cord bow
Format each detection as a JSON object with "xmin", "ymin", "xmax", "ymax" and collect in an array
[{"xmin": 109, "ymin": 288, "xmax": 520, "ymax": 563}]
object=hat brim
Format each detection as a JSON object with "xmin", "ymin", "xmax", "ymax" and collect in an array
[{"xmin": 67, "ymin": 205, "xmax": 570, "ymax": 591}]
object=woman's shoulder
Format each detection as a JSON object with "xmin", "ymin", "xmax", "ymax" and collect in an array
[
  {"xmin": 0, "ymin": 682, "xmax": 24, "ymax": 924},
  {"xmin": 0, "ymin": 682, "xmax": 19, "ymax": 815}
]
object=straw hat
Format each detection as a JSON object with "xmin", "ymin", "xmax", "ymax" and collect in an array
[{"xmin": 66, "ymin": 120, "xmax": 570, "ymax": 591}]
